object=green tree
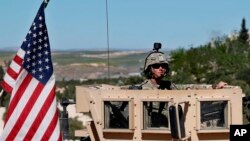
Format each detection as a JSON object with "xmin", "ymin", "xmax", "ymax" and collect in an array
[
  {"xmin": 68, "ymin": 117, "xmax": 84, "ymax": 140},
  {"xmin": 238, "ymin": 18, "xmax": 249, "ymax": 44},
  {"xmin": 0, "ymin": 66, "xmax": 9, "ymax": 108}
]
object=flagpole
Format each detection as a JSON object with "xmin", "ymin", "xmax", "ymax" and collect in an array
[
  {"xmin": 0, "ymin": 89, "xmax": 3, "ymax": 97},
  {"xmin": 44, "ymin": 0, "xmax": 50, "ymax": 8}
]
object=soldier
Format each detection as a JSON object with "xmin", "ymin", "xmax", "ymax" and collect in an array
[
  {"xmin": 138, "ymin": 43, "xmax": 172, "ymax": 120},
  {"xmin": 139, "ymin": 42, "xmax": 173, "ymax": 90}
]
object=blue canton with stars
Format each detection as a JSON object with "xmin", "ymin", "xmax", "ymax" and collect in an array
[{"xmin": 22, "ymin": 3, "xmax": 53, "ymax": 85}]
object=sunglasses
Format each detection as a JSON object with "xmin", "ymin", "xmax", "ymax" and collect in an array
[{"xmin": 151, "ymin": 63, "xmax": 168, "ymax": 69}]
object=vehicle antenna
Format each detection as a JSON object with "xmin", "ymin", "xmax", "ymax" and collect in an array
[{"xmin": 105, "ymin": 0, "xmax": 110, "ymax": 81}]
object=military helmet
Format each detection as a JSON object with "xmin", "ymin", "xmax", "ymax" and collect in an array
[{"xmin": 143, "ymin": 43, "xmax": 169, "ymax": 72}]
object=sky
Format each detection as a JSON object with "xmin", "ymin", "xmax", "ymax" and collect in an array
[{"xmin": 0, "ymin": 0, "xmax": 250, "ymax": 51}]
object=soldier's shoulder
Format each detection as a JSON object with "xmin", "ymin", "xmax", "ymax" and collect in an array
[{"xmin": 140, "ymin": 80, "xmax": 154, "ymax": 89}]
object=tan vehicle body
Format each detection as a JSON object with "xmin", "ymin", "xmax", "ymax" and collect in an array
[{"xmin": 75, "ymin": 84, "xmax": 243, "ymax": 141}]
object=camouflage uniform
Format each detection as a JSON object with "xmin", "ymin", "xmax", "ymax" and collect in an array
[{"xmin": 140, "ymin": 79, "xmax": 173, "ymax": 90}]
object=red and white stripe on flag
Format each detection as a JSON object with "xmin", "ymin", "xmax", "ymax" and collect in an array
[{"xmin": 0, "ymin": 2, "xmax": 62, "ymax": 141}]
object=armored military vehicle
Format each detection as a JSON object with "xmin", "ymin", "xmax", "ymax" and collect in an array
[{"xmin": 74, "ymin": 84, "xmax": 244, "ymax": 141}]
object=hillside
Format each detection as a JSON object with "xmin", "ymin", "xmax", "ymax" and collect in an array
[{"xmin": 0, "ymin": 50, "xmax": 154, "ymax": 80}]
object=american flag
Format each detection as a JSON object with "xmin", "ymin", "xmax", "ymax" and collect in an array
[{"xmin": 0, "ymin": 2, "xmax": 62, "ymax": 141}]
